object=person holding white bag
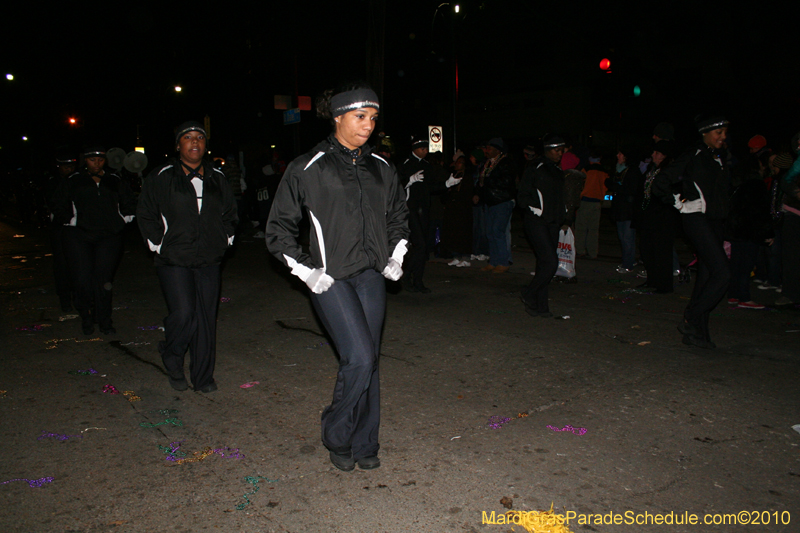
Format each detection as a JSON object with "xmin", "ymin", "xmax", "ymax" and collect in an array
[
  {"xmin": 266, "ymin": 84, "xmax": 409, "ymax": 471},
  {"xmin": 518, "ymin": 134, "xmax": 570, "ymax": 318}
]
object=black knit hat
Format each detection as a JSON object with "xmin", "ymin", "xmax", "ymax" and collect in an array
[
  {"xmin": 653, "ymin": 140, "xmax": 674, "ymax": 159},
  {"xmin": 175, "ymin": 121, "xmax": 207, "ymax": 143},
  {"xmin": 695, "ymin": 114, "xmax": 729, "ymax": 133}
]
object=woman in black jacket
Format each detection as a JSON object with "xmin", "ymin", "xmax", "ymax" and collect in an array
[
  {"xmin": 52, "ymin": 146, "xmax": 137, "ymax": 335},
  {"xmin": 654, "ymin": 115, "xmax": 732, "ymax": 348},
  {"xmin": 518, "ymin": 134, "xmax": 568, "ymax": 317},
  {"xmin": 136, "ymin": 121, "xmax": 238, "ymax": 393},
  {"xmin": 266, "ymin": 84, "xmax": 409, "ymax": 472}
]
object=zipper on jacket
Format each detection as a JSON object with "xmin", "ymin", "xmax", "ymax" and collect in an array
[{"xmin": 352, "ymin": 157, "xmax": 371, "ymax": 263}]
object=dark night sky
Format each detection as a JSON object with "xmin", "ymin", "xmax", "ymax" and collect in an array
[{"xmin": 2, "ymin": 1, "xmax": 798, "ymax": 173}]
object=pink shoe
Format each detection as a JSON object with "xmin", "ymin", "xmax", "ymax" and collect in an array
[
  {"xmin": 727, "ymin": 298, "xmax": 739, "ymax": 305},
  {"xmin": 737, "ymin": 301, "xmax": 765, "ymax": 309}
]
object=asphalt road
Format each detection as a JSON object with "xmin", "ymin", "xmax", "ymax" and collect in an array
[{"xmin": 1, "ymin": 217, "xmax": 798, "ymax": 533}]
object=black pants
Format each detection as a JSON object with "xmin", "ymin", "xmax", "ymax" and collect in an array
[
  {"xmin": 521, "ymin": 218, "xmax": 559, "ymax": 313},
  {"xmin": 157, "ymin": 264, "xmax": 220, "ymax": 390},
  {"xmin": 65, "ymin": 228, "xmax": 123, "ymax": 329},
  {"xmin": 311, "ymin": 269, "xmax": 385, "ymax": 460},
  {"xmin": 682, "ymin": 214, "xmax": 730, "ymax": 341},
  {"xmin": 406, "ymin": 205, "xmax": 429, "ymax": 289},
  {"xmin": 51, "ymin": 225, "xmax": 73, "ymax": 307}
]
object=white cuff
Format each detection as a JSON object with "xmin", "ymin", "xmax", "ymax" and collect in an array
[
  {"xmin": 283, "ymin": 254, "xmax": 314, "ymax": 282},
  {"xmin": 228, "ymin": 235, "xmax": 235, "ymax": 246},
  {"xmin": 147, "ymin": 239, "xmax": 162, "ymax": 254},
  {"xmin": 390, "ymin": 239, "xmax": 409, "ymax": 266}
]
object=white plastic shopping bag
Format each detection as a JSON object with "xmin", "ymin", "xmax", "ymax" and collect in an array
[{"xmin": 556, "ymin": 228, "xmax": 576, "ymax": 278}]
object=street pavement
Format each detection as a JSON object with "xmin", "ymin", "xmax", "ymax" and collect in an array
[{"xmin": 1, "ymin": 216, "xmax": 798, "ymax": 533}]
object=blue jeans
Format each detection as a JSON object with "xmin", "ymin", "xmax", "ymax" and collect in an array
[
  {"xmin": 485, "ymin": 200, "xmax": 514, "ymax": 266},
  {"xmin": 616, "ymin": 220, "xmax": 636, "ymax": 269},
  {"xmin": 472, "ymin": 205, "xmax": 489, "ymax": 255}
]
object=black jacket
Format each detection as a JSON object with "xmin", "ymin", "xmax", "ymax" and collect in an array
[
  {"xmin": 654, "ymin": 142, "xmax": 731, "ymax": 221},
  {"xmin": 518, "ymin": 157, "xmax": 567, "ymax": 225},
  {"xmin": 605, "ymin": 166, "xmax": 642, "ymax": 222},
  {"xmin": 476, "ymin": 154, "xmax": 517, "ymax": 206},
  {"xmin": 136, "ymin": 159, "xmax": 238, "ymax": 268},
  {"xmin": 52, "ymin": 169, "xmax": 137, "ymax": 236},
  {"xmin": 266, "ymin": 135, "xmax": 410, "ymax": 280},
  {"xmin": 398, "ymin": 154, "xmax": 447, "ymax": 210}
]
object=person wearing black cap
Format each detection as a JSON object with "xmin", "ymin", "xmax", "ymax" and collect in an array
[
  {"xmin": 266, "ymin": 84, "xmax": 409, "ymax": 471},
  {"xmin": 51, "ymin": 146, "xmax": 137, "ymax": 335},
  {"xmin": 46, "ymin": 149, "xmax": 78, "ymax": 311},
  {"xmin": 398, "ymin": 131, "xmax": 461, "ymax": 292},
  {"xmin": 475, "ymin": 137, "xmax": 517, "ymax": 273},
  {"xmin": 654, "ymin": 115, "xmax": 732, "ymax": 348},
  {"xmin": 136, "ymin": 121, "xmax": 238, "ymax": 393},
  {"xmin": 518, "ymin": 134, "xmax": 568, "ymax": 317}
]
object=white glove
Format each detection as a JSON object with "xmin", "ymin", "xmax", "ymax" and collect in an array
[
  {"xmin": 305, "ymin": 268, "xmax": 335, "ymax": 294},
  {"xmin": 406, "ymin": 170, "xmax": 424, "ymax": 187},
  {"xmin": 390, "ymin": 238, "xmax": 409, "ymax": 265},
  {"xmin": 382, "ymin": 258, "xmax": 403, "ymax": 281},
  {"xmin": 283, "ymin": 254, "xmax": 335, "ymax": 294},
  {"xmin": 674, "ymin": 183, "xmax": 706, "ymax": 214},
  {"xmin": 445, "ymin": 174, "xmax": 462, "ymax": 188}
]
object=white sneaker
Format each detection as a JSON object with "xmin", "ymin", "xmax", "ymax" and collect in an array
[
  {"xmin": 477, "ymin": 254, "xmax": 489, "ymax": 261},
  {"xmin": 673, "ymin": 269, "xmax": 681, "ymax": 276},
  {"xmin": 757, "ymin": 283, "xmax": 776, "ymax": 290},
  {"xmin": 616, "ymin": 265, "xmax": 632, "ymax": 274},
  {"xmin": 456, "ymin": 260, "xmax": 471, "ymax": 267},
  {"xmin": 448, "ymin": 259, "xmax": 460, "ymax": 266}
]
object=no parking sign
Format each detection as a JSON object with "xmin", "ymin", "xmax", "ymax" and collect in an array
[{"xmin": 428, "ymin": 125, "xmax": 443, "ymax": 153}]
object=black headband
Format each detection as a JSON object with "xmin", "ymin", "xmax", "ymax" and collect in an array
[{"xmin": 331, "ymin": 88, "xmax": 380, "ymax": 118}]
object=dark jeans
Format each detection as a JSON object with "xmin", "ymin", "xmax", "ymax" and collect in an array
[
  {"xmin": 65, "ymin": 228, "xmax": 123, "ymax": 329},
  {"xmin": 472, "ymin": 204, "xmax": 489, "ymax": 256},
  {"xmin": 728, "ymin": 240, "xmax": 760, "ymax": 302},
  {"xmin": 157, "ymin": 264, "xmax": 221, "ymax": 390},
  {"xmin": 616, "ymin": 220, "xmax": 636, "ymax": 269},
  {"xmin": 682, "ymin": 215, "xmax": 730, "ymax": 341},
  {"xmin": 754, "ymin": 224, "xmax": 781, "ymax": 287},
  {"xmin": 486, "ymin": 200, "xmax": 514, "ymax": 266},
  {"xmin": 311, "ymin": 269, "xmax": 385, "ymax": 460},
  {"xmin": 521, "ymin": 218, "xmax": 559, "ymax": 313}
]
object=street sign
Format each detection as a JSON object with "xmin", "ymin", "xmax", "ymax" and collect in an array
[
  {"xmin": 283, "ymin": 108, "xmax": 300, "ymax": 126},
  {"xmin": 428, "ymin": 125, "xmax": 443, "ymax": 152}
]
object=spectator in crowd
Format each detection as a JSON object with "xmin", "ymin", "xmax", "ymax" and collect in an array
[
  {"xmin": 574, "ymin": 150, "xmax": 608, "ymax": 259},
  {"xmin": 475, "ymin": 138, "xmax": 516, "ymax": 273},
  {"xmin": 606, "ymin": 146, "xmax": 642, "ymax": 274}
]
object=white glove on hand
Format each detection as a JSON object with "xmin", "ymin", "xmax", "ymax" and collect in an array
[
  {"xmin": 406, "ymin": 170, "xmax": 424, "ymax": 187},
  {"xmin": 445, "ymin": 174, "xmax": 462, "ymax": 188},
  {"xmin": 674, "ymin": 183, "xmax": 707, "ymax": 214},
  {"xmin": 283, "ymin": 254, "xmax": 334, "ymax": 294},
  {"xmin": 529, "ymin": 205, "xmax": 543, "ymax": 217},
  {"xmin": 305, "ymin": 268, "xmax": 335, "ymax": 294},
  {"xmin": 382, "ymin": 258, "xmax": 403, "ymax": 281}
]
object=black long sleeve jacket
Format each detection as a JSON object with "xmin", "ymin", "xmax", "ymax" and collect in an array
[{"xmin": 52, "ymin": 169, "xmax": 137, "ymax": 236}]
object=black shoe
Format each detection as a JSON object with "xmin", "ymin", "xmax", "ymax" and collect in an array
[
  {"xmin": 357, "ymin": 456, "xmax": 381, "ymax": 470},
  {"xmin": 682, "ymin": 334, "xmax": 714, "ymax": 349},
  {"xmin": 415, "ymin": 286, "xmax": 431, "ymax": 294},
  {"xmin": 329, "ymin": 451, "xmax": 355, "ymax": 471},
  {"xmin": 168, "ymin": 373, "xmax": 189, "ymax": 391},
  {"xmin": 100, "ymin": 326, "xmax": 116, "ymax": 335},
  {"xmin": 196, "ymin": 382, "xmax": 217, "ymax": 393}
]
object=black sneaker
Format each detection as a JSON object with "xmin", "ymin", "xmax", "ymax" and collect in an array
[
  {"xmin": 357, "ymin": 456, "xmax": 381, "ymax": 470},
  {"xmin": 168, "ymin": 371, "xmax": 189, "ymax": 391},
  {"xmin": 329, "ymin": 451, "xmax": 355, "ymax": 471}
]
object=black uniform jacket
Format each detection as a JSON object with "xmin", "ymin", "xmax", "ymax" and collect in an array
[
  {"xmin": 52, "ymin": 169, "xmax": 137, "ymax": 236},
  {"xmin": 398, "ymin": 154, "xmax": 447, "ymax": 210},
  {"xmin": 136, "ymin": 159, "xmax": 238, "ymax": 268},
  {"xmin": 266, "ymin": 135, "xmax": 410, "ymax": 280},
  {"xmin": 654, "ymin": 142, "xmax": 731, "ymax": 222},
  {"xmin": 518, "ymin": 157, "xmax": 567, "ymax": 226}
]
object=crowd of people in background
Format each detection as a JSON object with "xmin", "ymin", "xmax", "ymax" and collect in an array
[{"xmin": 20, "ymin": 112, "xmax": 800, "ymax": 354}]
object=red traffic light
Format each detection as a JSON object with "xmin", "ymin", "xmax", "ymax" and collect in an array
[{"xmin": 599, "ymin": 58, "xmax": 611, "ymax": 71}]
